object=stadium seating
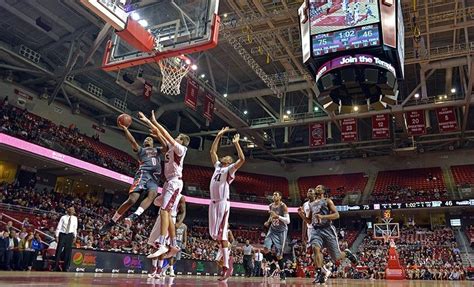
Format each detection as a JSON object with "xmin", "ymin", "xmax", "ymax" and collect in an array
[
  {"xmin": 297, "ymin": 173, "xmax": 368, "ymax": 203},
  {"xmin": 451, "ymin": 164, "xmax": 474, "ymax": 186},
  {"xmin": 370, "ymin": 167, "xmax": 447, "ymax": 203},
  {"xmin": 183, "ymin": 165, "xmax": 289, "ymax": 198}
]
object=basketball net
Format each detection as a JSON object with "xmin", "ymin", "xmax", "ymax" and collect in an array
[{"xmin": 158, "ymin": 56, "xmax": 191, "ymax": 95}]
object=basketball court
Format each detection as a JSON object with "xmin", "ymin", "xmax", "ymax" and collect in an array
[
  {"xmin": 0, "ymin": 272, "xmax": 470, "ymax": 287},
  {"xmin": 0, "ymin": 0, "xmax": 473, "ymax": 286}
]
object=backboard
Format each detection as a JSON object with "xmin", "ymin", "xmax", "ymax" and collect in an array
[
  {"xmin": 373, "ymin": 222, "xmax": 400, "ymax": 241},
  {"xmin": 80, "ymin": 0, "xmax": 220, "ymax": 71}
]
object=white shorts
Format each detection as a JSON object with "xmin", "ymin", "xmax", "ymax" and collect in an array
[
  {"xmin": 307, "ymin": 226, "xmax": 313, "ymax": 244},
  {"xmin": 161, "ymin": 178, "xmax": 183, "ymax": 212},
  {"xmin": 209, "ymin": 199, "xmax": 230, "ymax": 241},
  {"xmin": 148, "ymin": 214, "xmax": 177, "ymax": 245}
]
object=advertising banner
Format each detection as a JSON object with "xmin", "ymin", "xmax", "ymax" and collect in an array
[{"xmin": 68, "ymin": 249, "xmax": 244, "ymax": 275}]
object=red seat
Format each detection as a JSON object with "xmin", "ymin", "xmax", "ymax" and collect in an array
[{"xmin": 297, "ymin": 173, "xmax": 367, "ymax": 204}]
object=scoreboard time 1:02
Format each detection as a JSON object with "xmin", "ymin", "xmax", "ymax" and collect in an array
[{"xmin": 312, "ymin": 24, "xmax": 380, "ymax": 56}]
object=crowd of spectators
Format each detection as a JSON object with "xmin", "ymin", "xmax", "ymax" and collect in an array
[
  {"xmin": 0, "ymin": 181, "xmax": 248, "ymax": 270},
  {"xmin": 0, "ymin": 99, "xmax": 136, "ymax": 176},
  {"xmin": 369, "ymin": 185, "xmax": 448, "ymax": 204}
]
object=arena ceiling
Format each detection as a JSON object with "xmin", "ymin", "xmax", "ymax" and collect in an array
[{"xmin": 1, "ymin": 0, "xmax": 474, "ymax": 163}]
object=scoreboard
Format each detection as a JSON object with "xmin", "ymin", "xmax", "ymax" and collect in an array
[{"xmin": 312, "ymin": 24, "xmax": 380, "ymax": 56}]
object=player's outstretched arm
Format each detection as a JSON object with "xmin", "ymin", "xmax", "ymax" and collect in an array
[
  {"xmin": 139, "ymin": 112, "xmax": 168, "ymax": 152},
  {"xmin": 119, "ymin": 123, "xmax": 139, "ymax": 152},
  {"xmin": 150, "ymin": 110, "xmax": 176, "ymax": 146},
  {"xmin": 210, "ymin": 127, "xmax": 229, "ymax": 166},
  {"xmin": 231, "ymin": 133, "xmax": 246, "ymax": 173}
]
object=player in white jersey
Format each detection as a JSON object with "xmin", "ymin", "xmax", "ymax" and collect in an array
[
  {"xmin": 209, "ymin": 127, "xmax": 245, "ymax": 281},
  {"xmin": 302, "ymin": 188, "xmax": 316, "ymax": 248},
  {"xmin": 139, "ymin": 111, "xmax": 190, "ymax": 259}
]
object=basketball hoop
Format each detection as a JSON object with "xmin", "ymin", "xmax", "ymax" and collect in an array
[{"xmin": 157, "ymin": 55, "xmax": 192, "ymax": 95}]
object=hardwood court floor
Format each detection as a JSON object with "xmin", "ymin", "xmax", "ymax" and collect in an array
[{"xmin": 0, "ymin": 272, "xmax": 471, "ymax": 286}]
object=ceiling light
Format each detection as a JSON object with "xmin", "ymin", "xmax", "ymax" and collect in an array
[
  {"xmin": 283, "ymin": 114, "xmax": 289, "ymax": 120},
  {"xmin": 138, "ymin": 19, "xmax": 148, "ymax": 27},
  {"xmin": 191, "ymin": 64, "xmax": 198, "ymax": 70},
  {"xmin": 223, "ymin": 93, "xmax": 228, "ymax": 98},
  {"xmin": 223, "ymin": 13, "xmax": 228, "ymax": 18},
  {"xmin": 414, "ymin": 93, "xmax": 420, "ymax": 98},
  {"xmin": 184, "ymin": 58, "xmax": 191, "ymax": 65},
  {"xmin": 314, "ymin": 107, "xmax": 319, "ymax": 111},
  {"xmin": 438, "ymin": 95, "xmax": 443, "ymax": 100},
  {"xmin": 450, "ymin": 88, "xmax": 456, "ymax": 93},
  {"xmin": 444, "ymin": 95, "xmax": 448, "ymax": 99},
  {"xmin": 130, "ymin": 12, "xmax": 140, "ymax": 21},
  {"xmin": 353, "ymin": 106, "xmax": 359, "ymax": 111},
  {"xmin": 286, "ymin": 110, "xmax": 291, "ymax": 115},
  {"xmin": 243, "ymin": 110, "xmax": 248, "ymax": 115},
  {"xmin": 200, "ymin": 73, "xmax": 206, "ymax": 78},
  {"xmin": 243, "ymin": 136, "xmax": 248, "ymax": 141}
]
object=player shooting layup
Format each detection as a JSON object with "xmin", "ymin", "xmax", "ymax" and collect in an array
[
  {"xmin": 209, "ymin": 127, "xmax": 245, "ymax": 281},
  {"xmin": 99, "ymin": 122, "xmax": 163, "ymax": 235}
]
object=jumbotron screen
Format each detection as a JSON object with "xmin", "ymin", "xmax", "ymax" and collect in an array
[{"xmin": 309, "ymin": 0, "xmax": 380, "ymax": 35}]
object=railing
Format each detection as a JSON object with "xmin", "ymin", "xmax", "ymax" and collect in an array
[{"xmin": 0, "ymin": 212, "xmax": 52, "ymax": 246}]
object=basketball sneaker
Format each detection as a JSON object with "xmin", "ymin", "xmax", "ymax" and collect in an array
[
  {"xmin": 279, "ymin": 270, "xmax": 286, "ymax": 281},
  {"xmin": 313, "ymin": 271, "xmax": 324, "ymax": 284},
  {"xmin": 148, "ymin": 266, "xmax": 158, "ymax": 278},
  {"xmin": 169, "ymin": 268, "xmax": 176, "ymax": 277},
  {"xmin": 322, "ymin": 266, "xmax": 332, "ymax": 282},
  {"xmin": 218, "ymin": 266, "xmax": 231, "ymax": 281},
  {"xmin": 99, "ymin": 221, "xmax": 114, "ymax": 236},
  {"xmin": 166, "ymin": 245, "xmax": 180, "ymax": 258},
  {"xmin": 147, "ymin": 244, "xmax": 169, "ymax": 259},
  {"xmin": 344, "ymin": 249, "xmax": 358, "ymax": 265},
  {"xmin": 124, "ymin": 213, "xmax": 138, "ymax": 228}
]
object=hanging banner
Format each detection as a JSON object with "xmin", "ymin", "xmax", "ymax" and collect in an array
[
  {"xmin": 309, "ymin": 123, "xmax": 325, "ymax": 147},
  {"xmin": 203, "ymin": 92, "xmax": 215, "ymax": 122},
  {"xmin": 184, "ymin": 78, "xmax": 199, "ymax": 110},
  {"xmin": 406, "ymin": 110, "xmax": 426, "ymax": 136},
  {"xmin": 143, "ymin": 81, "xmax": 152, "ymax": 100},
  {"xmin": 372, "ymin": 114, "xmax": 390, "ymax": 139},
  {"xmin": 436, "ymin": 107, "xmax": 458, "ymax": 133},
  {"xmin": 340, "ymin": 118, "xmax": 358, "ymax": 142}
]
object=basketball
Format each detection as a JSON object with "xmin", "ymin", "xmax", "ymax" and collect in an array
[{"xmin": 117, "ymin": 113, "xmax": 132, "ymax": 128}]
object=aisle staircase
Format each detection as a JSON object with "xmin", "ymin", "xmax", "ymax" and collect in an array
[
  {"xmin": 361, "ymin": 172, "xmax": 377, "ymax": 203},
  {"xmin": 442, "ymin": 166, "xmax": 459, "ymax": 199},
  {"xmin": 454, "ymin": 228, "xmax": 474, "ymax": 267},
  {"xmin": 288, "ymin": 179, "xmax": 301, "ymax": 205},
  {"xmin": 350, "ymin": 229, "xmax": 367, "ymax": 252}
]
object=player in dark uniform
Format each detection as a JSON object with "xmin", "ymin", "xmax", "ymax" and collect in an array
[
  {"xmin": 99, "ymin": 122, "xmax": 164, "ymax": 235},
  {"xmin": 263, "ymin": 191, "xmax": 290, "ymax": 281},
  {"xmin": 298, "ymin": 185, "xmax": 358, "ymax": 284}
]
